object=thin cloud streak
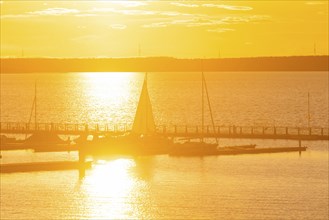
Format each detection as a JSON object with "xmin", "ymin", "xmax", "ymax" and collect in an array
[
  {"xmin": 170, "ymin": 2, "xmax": 253, "ymax": 11},
  {"xmin": 89, "ymin": 7, "xmax": 156, "ymax": 15},
  {"xmin": 110, "ymin": 24, "xmax": 127, "ymax": 30},
  {"xmin": 29, "ymin": 8, "xmax": 80, "ymax": 16},
  {"xmin": 208, "ymin": 28, "xmax": 235, "ymax": 33},
  {"xmin": 171, "ymin": 2, "xmax": 199, "ymax": 8},
  {"xmin": 2, "ymin": 3, "xmax": 254, "ymax": 20},
  {"xmin": 1, "ymin": 14, "xmax": 36, "ymax": 19},
  {"xmin": 75, "ymin": 13, "xmax": 98, "ymax": 17},
  {"xmin": 0, "ymin": 3, "xmax": 268, "ymax": 33},
  {"xmin": 111, "ymin": 1, "xmax": 148, "ymax": 8},
  {"xmin": 202, "ymin": 4, "xmax": 253, "ymax": 11},
  {"xmin": 305, "ymin": 1, "xmax": 326, "ymax": 5},
  {"xmin": 142, "ymin": 15, "xmax": 270, "ymax": 28}
]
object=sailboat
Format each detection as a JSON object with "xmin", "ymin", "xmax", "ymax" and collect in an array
[
  {"xmin": 131, "ymin": 73, "xmax": 156, "ymax": 135},
  {"xmin": 128, "ymin": 73, "xmax": 171, "ymax": 154},
  {"xmin": 169, "ymin": 71, "xmax": 219, "ymax": 156},
  {"xmin": 23, "ymin": 82, "xmax": 70, "ymax": 152},
  {"xmin": 87, "ymin": 73, "xmax": 171, "ymax": 156}
]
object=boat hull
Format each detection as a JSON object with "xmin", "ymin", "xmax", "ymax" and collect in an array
[{"xmin": 81, "ymin": 134, "xmax": 171, "ymax": 156}]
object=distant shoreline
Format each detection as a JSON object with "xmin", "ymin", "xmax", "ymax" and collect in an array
[{"xmin": 1, "ymin": 56, "xmax": 328, "ymax": 73}]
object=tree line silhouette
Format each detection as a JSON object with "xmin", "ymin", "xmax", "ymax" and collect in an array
[{"xmin": 1, "ymin": 56, "xmax": 328, "ymax": 73}]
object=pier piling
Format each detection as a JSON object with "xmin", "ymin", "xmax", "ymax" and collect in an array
[{"xmin": 0, "ymin": 122, "xmax": 328, "ymax": 141}]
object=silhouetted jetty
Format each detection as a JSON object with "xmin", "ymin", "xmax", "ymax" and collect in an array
[
  {"xmin": 1, "ymin": 122, "xmax": 327, "ymax": 141},
  {"xmin": 217, "ymin": 146, "xmax": 307, "ymax": 156},
  {"xmin": 169, "ymin": 145, "xmax": 306, "ymax": 157},
  {"xmin": 0, "ymin": 132, "xmax": 75, "ymax": 152},
  {"xmin": 0, "ymin": 161, "xmax": 92, "ymax": 173}
]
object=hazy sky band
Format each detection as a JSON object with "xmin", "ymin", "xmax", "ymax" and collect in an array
[{"xmin": 0, "ymin": 1, "xmax": 328, "ymax": 58}]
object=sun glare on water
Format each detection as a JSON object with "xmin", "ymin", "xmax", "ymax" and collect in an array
[
  {"xmin": 83, "ymin": 72, "xmax": 137, "ymax": 103},
  {"xmin": 80, "ymin": 72, "xmax": 140, "ymax": 123},
  {"xmin": 83, "ymin": 159, "xmax": 139, "ymax": 219}
]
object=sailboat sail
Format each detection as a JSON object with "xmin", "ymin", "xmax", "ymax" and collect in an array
[{"xmin": 132, "ymin": 75, "xmax": 156, "ymax": 135}]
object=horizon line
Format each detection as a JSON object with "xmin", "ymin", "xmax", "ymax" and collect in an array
[{"xmin": 1, "ymin": 55, "xmax": 328, "ymax": 59}]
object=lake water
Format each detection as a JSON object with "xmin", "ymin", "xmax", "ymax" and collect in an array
[{"xmin": 1, "ymin": 72, "xmax": 328, "ymax": 219}]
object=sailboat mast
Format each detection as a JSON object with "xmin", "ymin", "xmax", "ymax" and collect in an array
[
  {"xmin": 202, "ymin": 74, "xmax": 218, "ymax": 145},
  {"xmin": 35, "ymin": 81, "xmax": 37, "ymax": 129},
  {"xmin": 307, "ymin": 92, "xmax": 310, "ymax": 128},
  {"xmin": 201, "ymin": 61, "xmax": 204, "ymax": 143},
  {"xmin": 145, "ymin": 73, "xmax": 148, "ymax": 133}
]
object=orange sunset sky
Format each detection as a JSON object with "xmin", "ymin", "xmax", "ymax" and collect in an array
[{"xmin": 0, "ymin": 0, "xmax": 328, "ymax": 58}]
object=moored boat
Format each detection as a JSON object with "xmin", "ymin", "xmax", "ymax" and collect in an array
[
  {"xmin": 169, "ymin": 69, "xmax": 219, "ymax": 156},
  {"xmin": 169, "ymin": 141, "xmax": 218, "ymax": 156},
  {"xmin": 84, "ymin": 73, "xmax": 171, "ymax": 156},
  {"xmin": 222, "ymin": 144, "xmax": 256, "ymax": 150}
]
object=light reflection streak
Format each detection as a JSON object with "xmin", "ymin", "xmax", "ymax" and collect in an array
[
  {"xmin": 81, "ymin": 72, "xmax": 140, "ymax": 124},
  {"xmin": 82, "ymin": 159, "xmax": 137, "ymax": 219},
  {"xmin": 83, "ymin": 72, "xmax": 136, "ymax": 103}
]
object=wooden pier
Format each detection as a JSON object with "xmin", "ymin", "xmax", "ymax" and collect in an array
[
  {"xmin": 1, "ymin": 122, "xmax": 328, "ymax": 141},
  {"xmin": 0, "ymin": 122, "xmax": 320, "ymax": 173},
  {"xmin": 0, "ymin": 161, "xmax": 92, "ymax": 173}
]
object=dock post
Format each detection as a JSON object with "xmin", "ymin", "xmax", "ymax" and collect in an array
[
  {"xmin": 251, "ymin": 127, "xmax": 254, "ymax": 135},
  {"xmin": 297, "ymin": 127, "xmax": 300, "ymax": 136},
  {"xmin": 298, "ymin": 139, "xmax": 302, "ymax": 157},
  {"xmin": 262, "ymin": 127, "xmax": 265, "ymax": 135},
  {"xmin": 78, "ymin": 145, "xmax": 86, "ymax": 178},
  {"xmin": 85, "ymin": 124, "xmax": 89, "ymax": 133},
  {"xmin": 321, "ymin": 128, "xmax": 324, "ymax": 136},
  {"xmin": 309, "ymin": 127, "xmax": 311, "ymax": 135},
  {"xmin": 274, "ymin": 127, "xmax": 276, "ymax": 135},
  {"xmin": 185, "ymin": 125, "xmax": 188, "ymax": 134},
  {"xmin": 79, "ymin": 149, "xmax": 86, "ymax": 178},
  {"xmin": 286, "ymin": 127, "xmax": 288, "ymax": 135},
  {"xmin": 174, "ymin": 125, "xmax": 177, "ymax": 134}
]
